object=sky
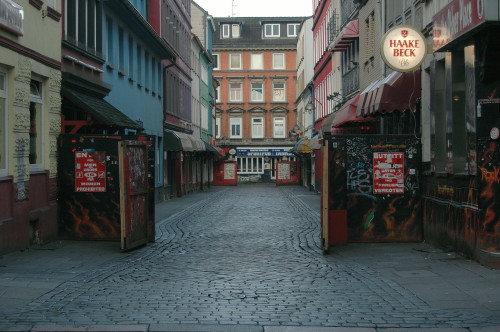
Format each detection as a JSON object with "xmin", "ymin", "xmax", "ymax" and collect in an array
[{"xmin": 193, "ymin": 0, "xmax": 313, "ymax": 18}]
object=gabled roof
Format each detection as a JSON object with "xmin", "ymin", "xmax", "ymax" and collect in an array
[{"xmin": 213, "ymin": 17, "xmax": 307, "ymax": 49}]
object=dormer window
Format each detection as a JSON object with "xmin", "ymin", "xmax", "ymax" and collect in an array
[
  {"xmin": 264, "ymin": 24, "xmax": 280, "ymax": 37},
  {"xmin": 221, "ymin": 23, "xmax": 241, "ymax": 38}
]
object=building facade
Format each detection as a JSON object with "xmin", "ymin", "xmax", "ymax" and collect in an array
[
  {"xmin": 213, "ymin": 17, "xmax": 306, "ymax": 183},
  {"xmin": 0, "ymin": 0, "xmax": 62, "ymax": 254}
]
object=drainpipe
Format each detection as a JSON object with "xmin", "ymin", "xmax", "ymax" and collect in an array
[{"xmin": 381, "ymin": 0, "xmax": 386, "ymax": 77}]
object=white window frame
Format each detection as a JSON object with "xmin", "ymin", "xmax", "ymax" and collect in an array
[
  {"xmin": 251, "ymin": 117, "xmax": 264, "ymax": 138},
  {"xmin": 272, "ymin": 53, "xmax": 285, "ymax": 69},
  {"xmin": 0, "ymin": 69, "xmax": 7, "ymax": 176},
  {"xmin": 232, "ymin": 24, "xmax": 240, "ymax": 38},
  {"xmin": 287, "ymin": 23, "xmax": 300, "ymax": 37},
  {"xmin": 250, "ymin": 53, "xmax": 263, "ymax": 70},
  {"xmin": 273, "ymin": 117, "xmax": 286, "ymax": 138},
  {"xmin": 29, "ymin": 78, "xmax": 44, "ymax": 171},
  {"xmin": 264, "ymin": 24, "xmax": 280, "ymax": 37},
  {"xmin": 222, "ymin": 24, "xmax": 230, "ymax": 38},
  {"xmin": 272, "ymin": 81, "xmax": 286, "ymax": 102},
  {"xmin": 230, "ymin": 117, "xmax": 242, "ymax": 138},
  {"xmin": 212, "ymin": 53, "xmax": 219, "ymax": 70},
  {"xmin": 216, "ymin": 85, "xmax": 221, "ymax": 103},
  {"xmin": 229, "ymin": 82, "xmax": 242, "ymax": 102},
  {"xmin": 237, "ymin": 157, "xmax": 264, "ymax": 174},
  {"xmin": 229, "ymin": 53, "xmax": 242, "ymax": 70},
  {"xmin": 251, "ymin": 82, "xmax": 264, "ymax": 102},
  {"xmin": 216, "ymin": 117, "xmax": 221, "ymax": 138}
]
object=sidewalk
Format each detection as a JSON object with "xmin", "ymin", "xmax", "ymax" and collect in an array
[{"xmin": 0, "ymin": 184, "xmax": 499, "ymax": 332}]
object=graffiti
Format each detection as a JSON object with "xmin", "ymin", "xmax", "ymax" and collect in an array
[
  {"xmin": 238, "ymin": 174, "xmax": 261, "ymax": 182},
  {"xmin": 126, "ymin": 145, "xmax": 147, "ymax": 191},
  {"xmin": 347, "ymin": 168, "xmax": 372, "ymax": 194},
  {"xmin": 480, "ymin": 167, "xmax": 500, "ymax": 184}
]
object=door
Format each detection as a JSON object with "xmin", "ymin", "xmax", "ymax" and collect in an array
[{"xmin": 119, "ymin": 141, "xmax": 149, "ymax": 251}]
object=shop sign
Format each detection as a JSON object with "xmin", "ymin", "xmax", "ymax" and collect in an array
[
  {"xmin": 433, "ymin": 0, "xmax": 487, "ymax": 51},
  {"xmin": 373, "ymin": 152, "xmax": 405, "ymax": 194},
  {"xmin": 0, "ymin": 0, "xmax": 23, "ymax": 36},
  {"xmin": 237, "ymin": 148, "xmax": 294, "ymax": 157},
  {"xmin": 381, "ymin": 25, "xmax": 427, "ymax": 72},
  {"xmin": 75, "ymin": 151, "xmax": 107, "ymax": 192}
]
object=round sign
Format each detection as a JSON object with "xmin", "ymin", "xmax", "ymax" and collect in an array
[
  {"xmin": 229, "ymin": 148, "xmax": 236, "ymax": 155},
  {"xmin": 381, "ymin": 25, "xmax": 427, "ymax": 72},
  {"xmin": 490, "ymin": 127, "xmax": 500, "ymax": 140}
]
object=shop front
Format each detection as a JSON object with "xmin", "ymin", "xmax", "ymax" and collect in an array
[{"xmin": 235, "ymin": 147, "xmax": 297, "ymax": 183}]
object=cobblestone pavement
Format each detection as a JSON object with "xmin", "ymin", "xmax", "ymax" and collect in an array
[{"xmin": 1, "ymin": 184, "xmax": 500, "ymax": 330}]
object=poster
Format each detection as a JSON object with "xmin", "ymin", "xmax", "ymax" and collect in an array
[
  {"xmin": 75, "ymin": 151, "xmax": 106, "ymax": 192},
  {"xmin": 373, "ymin": 152, "xmax": 404, "ymax": 194}
]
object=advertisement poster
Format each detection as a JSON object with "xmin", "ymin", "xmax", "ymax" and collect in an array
[
  {"xmin": 75, "ymin": 151, "xmax": 106, "ymax": 192},
  {"xmin": 373, "ymin": 152, "xmax": 404, "ymax": 194}
]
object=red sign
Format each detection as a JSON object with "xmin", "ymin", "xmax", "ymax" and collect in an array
[
  {"xmin": 75, "ymin": 151, "xmax": 107, "ymax": 192},
  {"xmin": 433, "ymin": 0, "xmax": 488, "ymax": 51},
  {"xmin": 373, "ymin": 152, "xmax": 404, "ymax": 194}
]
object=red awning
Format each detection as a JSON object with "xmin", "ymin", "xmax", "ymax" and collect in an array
[
  {"xmin": 356, "ymin": 70, "xmax": 421, "ymax": 116},
  {"xmin": 331, "ymin": 19, "xmax": 359, "ymax": 51},
  {"xmin": 321, "ymin": 95, "xmax": 376, "ymax": 134}
]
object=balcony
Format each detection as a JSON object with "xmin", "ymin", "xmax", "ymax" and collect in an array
[{"xmin": 342, "ymin": 66, "xmax": 359, "ymax": 97}]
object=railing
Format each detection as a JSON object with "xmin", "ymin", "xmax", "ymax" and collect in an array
[{"xmin": 342, "ymin": 66, "xmax": 359, "ymax": 97}]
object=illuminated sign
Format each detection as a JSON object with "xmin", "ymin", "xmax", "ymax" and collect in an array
[
  {"xmin": 381, "ymin": 25, "xmax": 426, "ymax": 72},
  {"xmin": 0, "ymin": 0, "xmax": 23, "ymax": 35}
]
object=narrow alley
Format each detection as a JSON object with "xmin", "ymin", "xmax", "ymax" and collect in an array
[{"xmin": 0, "ymin": 184, "xmax": 499, "ymax": 332}]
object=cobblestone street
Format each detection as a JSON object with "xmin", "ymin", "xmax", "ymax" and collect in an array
[{"xmin": 1, "ymin": 184, "xmax": 499, "ymax": 331}]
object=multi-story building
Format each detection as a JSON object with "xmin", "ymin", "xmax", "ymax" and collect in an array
[
  {"xmin": 0, "ymin": 0, "xmax": 62, "ymax": 254},
  {"xmin": 421, "ymin": 0, "xmax": 500, "ymax": 268},
  {"xmin": 213, "ymin": 16, "xmax": 306, "ymax": 182}
]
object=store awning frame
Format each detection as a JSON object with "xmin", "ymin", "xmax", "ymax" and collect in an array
[
  {"xmin": 292, "ymin": 137, "xmax": 313, "ymax": 155},
  {"xmin": 164, "ymin": 130, "xmax": 206, "ymax": 152},
  {"xmin": 356, "ymin": 70, "xmax": 421, "ymax": 117},
  {"xmin": 321, "ymin": 95, "xmax": 376, "ymax": 135},
  {"xmin": 331, "ymin": 19, "xmax": 359, "ymax": 52}
]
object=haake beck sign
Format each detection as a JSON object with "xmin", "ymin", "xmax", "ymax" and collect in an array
[{"xmin": 381, "ymin": 25, "xmax": 426, "ymax": 72}]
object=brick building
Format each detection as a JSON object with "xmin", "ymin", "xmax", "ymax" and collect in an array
[{"xmin": 213, "ymin": 16, "xmax": 306, "ymax": 182}]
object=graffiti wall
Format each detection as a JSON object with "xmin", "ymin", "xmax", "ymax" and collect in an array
[{"xmin": 329, "ymin": 136, "xmax": 422, "ymax": 242}]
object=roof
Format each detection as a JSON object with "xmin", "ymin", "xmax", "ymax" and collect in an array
[
  {"xmin": 213, "ymin": 17, "xmax": 307, "ymax": 49},
  {"xmin": 62, "ymin": 87, "xmax": 143, "ymax": 130}
]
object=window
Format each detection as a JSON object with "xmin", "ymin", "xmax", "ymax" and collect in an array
[
  {"xmin": 201, "ymin": 65, "xmax": 208, "ymax": 84},
  {"xmin": 152, "ymin": 58, "xmax": 156, "ymax": 92},
  {"xmin": 137, "ymin": 45, "xmax": 142, "ymax": 85},
  {"xmin": 364, "ymin": 12, "xmax": 375, "ymax": 62},
  {"xmin": 229, "ymin": 82, "xmax": 242, "ymax": 102},
  {"xmin": 264, "ymin": 24, "xmax": 280, "ymax": 37},
  {"xmin": 252, "ymin": 117, "xmax": 264, "ymax": 138},
  {"xmin": 272, "ymin": 53, "xmax": 285, "ymax": 69},
  {"xmin": 273, "ymin": 117, "xmax": 286, "ymax": 138},
  {"xmin": 229, "ymin": 53, "xmax": 242, "ymax": 69},
  {"xmin": 118, "ymin": 27, "xmax": 124, "ymax": 70},
  {"xmin": 106, "ymin": 16, "xmax": 113, "ymax": 63},
  {"xmin": 47, "ymin": 0, "xmax": 56, "ymax": 8},
  {"xmin": 65, "ymin": 0, "xmax": 100, "ymax": 55},
  {"xmin": 250, "ymin": 53, "xmax": 263, "ymax": 70},
  {"xmin": 238, "ymin": 157, "xmax": 264, "ymax": 174},
  {"xmin": 216, "ymin": 117, "xmax": 221, "ymax": 138},
  {"xmin": 128, "ymin": 37, "xmax": 134, "ymax": 79},
  {"xmin": 251, "ymin": 82, "xmax": 264, "ymax": 102},
  {"xmin": 145, "ymin": 51, "xmax": 150, "ymax": 89},
  {"xmin": 222, "ymin": 24, "xmax": 230, "ymax": 38},
  {"xmin": 232, "ymin": 24, "xmax": 240, "ymax": 38},
  {"xmin": 213, "ymin": 53, "xmax": 219, "ymax": 70},
  {"xmin": 230, "ymin": 118, "xmax": 242, "ymax": 138},
  {"xmin": 272, "ymin": 82, "xmax": 286, "ymax": 102},
  {"xmin": 0, "ymin": 71, "xmax": 6, "ymax": 174},
  {"xmin": 216, "ymin": 86, "xmax": 221, "ymax": 103},
  {"xmin": 287, "ymin": 24, "xmax": 300, "ymax": 37},
  {"xmin": 29, "ymin": 80, "xmax": 43, "ymax": 167}
]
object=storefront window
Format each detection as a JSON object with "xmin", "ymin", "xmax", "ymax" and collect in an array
[{"xmin": 0, "ymin": 71, "xmax": 6, "ymax": 174}]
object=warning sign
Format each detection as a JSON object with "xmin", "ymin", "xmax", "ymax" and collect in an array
[
  {"xmin": 75, "ymin": 151, "xmax": 107, "ymax": 192},
  {"xmin": 373, "ymin": 152, "xmax": 404, "ymax": 194}
]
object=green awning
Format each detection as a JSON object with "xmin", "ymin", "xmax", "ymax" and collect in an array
[{"xmin": 63, "ymin": 87, "xmax": 142, "ymax": 130}]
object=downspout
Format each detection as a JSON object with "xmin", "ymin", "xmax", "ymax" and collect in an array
[{"xmin": 381, "ymin": 0, "xmax": 386, "ymax": 77}]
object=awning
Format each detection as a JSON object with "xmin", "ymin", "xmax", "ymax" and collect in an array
[
  {"xmin": 356, "ymin": 70, "xmax": 421, "ymax": 117},
  {"xmin": 164, "ymin": 130, "xmax": 206, "ymax": 152},
  {"xmin": 292, "ymin": 137, "xmax": 313, "ymax": 154},
  {"xmin": 331, "ymin": 19, "xmax": 359, "ymax": 51},
  {"xmin": 204, "ymin": 142, "xmax": 224, "ymax": 158},
  {"xmin": 321, "ymin": 95, "xmax": 376, "ymax": 134},
  {"xmin": 62, "ymin": 87, "xmax": 143, "ymax": 130}
]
